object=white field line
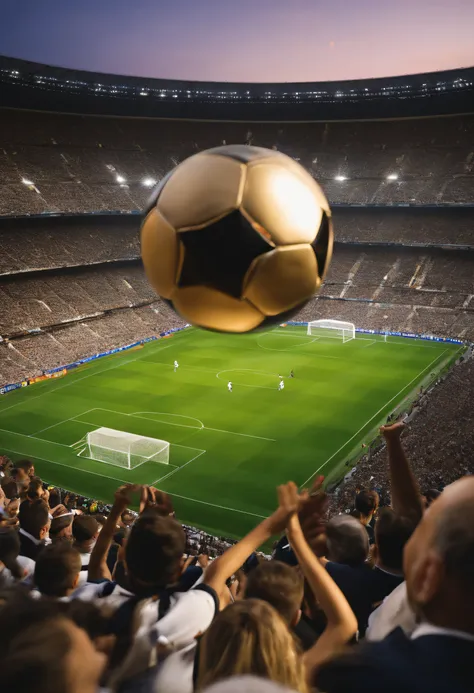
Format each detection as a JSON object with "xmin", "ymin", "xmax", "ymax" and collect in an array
[
  {"xmin": 299, "ymin": 348, "xmax": 451, "ymax": 488},
  {"xmin": 132, "ymin": 411, "xmax": 204, "ymax": 429},
  {"xmin": 151, "ymin": 449, "xmax": 207, "ymax": 484},
  {"xmin": 160, "ymin": 490, "xmax": 267, "ymax": 519},
  {"xmin": 71, "ymin": 418, "xmax": 206, "ymax": 453},
  {"xmin": 30, "ymin": 416, "xmax": 77, "ymax": 436},
  {"xmin": 0, "ymin": 443, "xmax": 131, "ymax": 484},
  {"xmin": 0, "ymin": 333, "xmax": 191, "ymax": 415},
  {"xmin": 362, "ymin": 340, "xmax": 377, "ymax": 348},
  {"xmin": 76, "ymin": 407, "xmax": 276, "ymax": 442},
  {"xmin": 75, "ymin": 411, "xmax": 276, "ymax": 443}
]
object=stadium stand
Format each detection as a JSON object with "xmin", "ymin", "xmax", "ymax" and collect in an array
[
  {"xmin": 1, "ymin": 59, "xmax": 474, "ymax": 693},
  {"xmin": 1, "ymin": 109, "xmax": 474, "ymax": 214}
]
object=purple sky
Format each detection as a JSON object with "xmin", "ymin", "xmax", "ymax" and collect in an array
[{"xmin": 1, "ymin": 0, "xmax": 473, "ymax": 83}]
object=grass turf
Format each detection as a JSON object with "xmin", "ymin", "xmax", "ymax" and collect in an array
[{"xmin": 0, "ymin": 326, "xmax": 461, "ymax": 539}]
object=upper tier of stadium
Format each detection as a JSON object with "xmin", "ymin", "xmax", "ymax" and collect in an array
[
  {"xmin": 1, "ymin": 55, "xmax": 473, "ymax": 120},
  {"xmin": 1, "ymin": 108, "xmax": 474, "ymax": 215}
]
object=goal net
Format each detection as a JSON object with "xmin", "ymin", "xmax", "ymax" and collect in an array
[
  {"xmin": 85, "ymin": 427, "xmax": 170, "ymax": 470},
  {"xmin": 307, "ymin": 319, "xmax": 355, "ymax": 343}
]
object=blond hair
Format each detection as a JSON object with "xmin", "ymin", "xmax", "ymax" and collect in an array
[{"xmin": 197, "ymin": 599, "xmax": 307, "ymax": 693}]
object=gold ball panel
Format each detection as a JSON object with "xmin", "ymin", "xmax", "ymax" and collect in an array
[
  {"xmin": 157, "ymin": 153, "xmax": 245, "ymax": 230},
  {"xmin": 242, "ymin": 162, "xmax": 328, "ymax": 246},
  {"xmin": 141, "ymin": 208, "xmax": 180, "ymax": 300},
  {"xmin": 243, "ymin": 244, "xmax": 319, "ymax": 316},
  {"xmin": 171, "ymin": 285, "xmax": 263, "ymax": 332}
]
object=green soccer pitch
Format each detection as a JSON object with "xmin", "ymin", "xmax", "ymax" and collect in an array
[{"xmin": 0, "ymin": 326, "xmax": 463, "ymax": 539}]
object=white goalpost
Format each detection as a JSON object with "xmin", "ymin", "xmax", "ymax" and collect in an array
[
  {"xmin": 307, "ymin": 319, "xmax": 356, "ymax": 343},
  {"xmin": 84, "ymin": 427, "xmax": 170, "ymax": 470}
]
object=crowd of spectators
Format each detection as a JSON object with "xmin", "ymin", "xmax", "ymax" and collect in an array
[
  {"xmin": 332, "ymin": 354, "xmax": 474, "ymax": 514},
  {"xmin": 1, "ymin": 412, "xmax": 473, "ymax": 693},
  {"xmin": 1, "ymin": 109, "xmax": 474, "ymax": 216}
]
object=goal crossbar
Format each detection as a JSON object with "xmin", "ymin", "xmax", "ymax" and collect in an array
[{"xmin": 307, "ymin": 319, "xmax": 355, "ymax": 343}]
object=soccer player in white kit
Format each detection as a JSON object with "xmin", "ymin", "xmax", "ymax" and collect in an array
[
  {"xmin": 227, "ymin": 381, "xmax": 233, "ymax": 392},
  {"xmin": 174, "ymin": 360, "xmax": 179, "ymax": 372},
  {"xmin": 278, "ymin": 379, "xmax": 285, "ymax": 391}
]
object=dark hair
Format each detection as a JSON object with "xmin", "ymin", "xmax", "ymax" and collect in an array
[
  {"xmin": 1, "ymin": 477, "xmax": 19, "ymax": 500},
  {"xmin": 355, "ymin": 490, "xmax": 379, "ymax": 517},
  {"xmin": 73, "ymin": 515, "xmax": 99, "ymax": 544},
  {"xmin": 50, "ymin": 513, "xmax": 74, "ymax": 539},
  {"xmin": 14, "ymin": 460, "xmax": 35, "ymax": 475},
  {"xmin": 244, "ymin": 560, "xmax": 303, "ymax": 625},
  {"xmin": 326, "ymin": 515, "xmax": 369, "ymax": 566},
  {"xmin": 19, "ymin": 500, "xmax": 50, "ymax": 539},
  {"xmin": 125, "ymin": 513, "xmax": 185, "ymax": 588},
  {"xmin": 425, "ymin": 488, "xmax": 441, "ymax": 506},
  {"xmin": 26, "ymin": 477, "xmax": 44, "ymax": 501},
  {"xmin": 0, "ymin": 595, "xmax": 71, "ymax": 693},
  {"xmin": 0, "ymin": 529, "xmax": 22, "ymax": 581},
  {"xmin": 48, "ymin": 488, "xmax": 62, "ymax": 509},
  {"xmin": 375, "ymin": 508, "xmax": 416, "ymax": 571},
  {"xmin": 34, "ymin": 543, "xmax": 82, "ymax": 597}
]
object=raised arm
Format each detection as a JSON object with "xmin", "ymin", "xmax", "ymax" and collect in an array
[
  {"xmin": 88, "ymin": 484, "xmax": 140, "ymax": 581},
  {"xmin": 203, "ymin": 485, "xmax": 303, "ymax": 598},
  {"xmin": 380, "ymin": 422, "xmax": 423, "ymax": 523},
  {"xmin": 283, "ymin": 483, "xmax": 357, "ymax": 677}
]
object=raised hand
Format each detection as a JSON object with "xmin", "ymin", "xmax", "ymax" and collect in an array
[
  {"xmin": 266, "ymin": 481, "xmax": 309, "ymax": 535},
  {"xmin": 380, "ymin": 421, "xmax": 406, "ymax": 439}
]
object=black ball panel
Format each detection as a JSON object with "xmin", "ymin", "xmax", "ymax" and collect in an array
[
  {"xmin": 311, "ymin": 211, "xmax": 334, "ymax": 281},
  {"xmin": 177, "ymin": 209, "xmax": 272, "ymax": 299}
]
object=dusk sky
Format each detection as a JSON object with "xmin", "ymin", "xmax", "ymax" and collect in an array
[{"xmin": 1, "ymin": 0, "xmax": 473, "ymax": 83}]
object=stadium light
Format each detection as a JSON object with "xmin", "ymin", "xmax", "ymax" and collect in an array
[
  {"xmin": 335, "ymin": 175, "xmax": 347, "ymax": 182},
  {"xmin": 21, "ymin": 177, "xmax": 34, "ymax": 186},
  {"xmin": 387, "ymin": 173, "xmax": 399, "ymax": 181},
  {"xmin": 140, "ymin": 91, "xmax": 148, "ymax": 96},
  {"xmin": 116, "ymin": 175, "xmax": 126, "ymax": 183},
  {"xmin": 142, "ymin": 178, "xmax": 157, "ymax": 187}
]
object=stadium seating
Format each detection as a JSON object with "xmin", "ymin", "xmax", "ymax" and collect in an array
[{"xmin": 1, "ymin": 109, "xmax": 474, "ymax": 216}]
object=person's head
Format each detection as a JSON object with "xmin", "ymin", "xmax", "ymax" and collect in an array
[
  {"xmin": 0, "ymin": 528, "xmax": 22, "ymax": 582},
  {"xmin": 34, "ymin": 543, "xmax": 82, "ymax": 597},
  {"xmin": 26, "ymin": 477, "xmax": 45, "ymax": 502},
  {"xmin": 197, "ymin": 599, "xmax": 306, "ymax": 692},
  {"xmin": 19, "ymin": 499, "xmax": 50, "ymax": 541},
  {"xmin": 355, "ymin": 489, "xmax": 379, "ymax": 522},
  {"xmin": 423, "ymin": 488, "xmax": 441, "ymax": 508},
  {"xmin": 244, "ymin": 561, "xmax": 303, "ymax": 627},
  {"xmin": 0, "ymin": 594, "xmax": 106, "ymax": 693},
  {"xmin": 73, "ymin": 515, "xmax": 99, "ymax": 550},
  {"xmin": 48, "ymin": 488, "xmax": 62, "ymax": 509},
  {"xmin": 124, "ymin": 513, "xmax": 185, "ymax": 591},
  {"xmin": 326, "ymin": 515, "xmax": 369, "ymax": 566},
  {"xmin": 120, "ymin": 510, "xmax": 134, "ymax": 528},
  {"xmin": 50, "ymin": 513, "xmax": 74, "ymax": 543},
  {"xmin": 10, "ymin": 468, "xmax": 29, "ymax": 493},
  {"xmin": 14, "ymin": 459, "xmax": 35, "ymax": 478},
  {"xmin": 373, "ymin": 508, "xmax": 415, "ymax": 573},
  {"xmin": 404, "ymin": 477, "xmax": 474, "ymax": 634},
  {"xmin": 1, "ymin": 477, "xmax": 19, "ymax": 501}
]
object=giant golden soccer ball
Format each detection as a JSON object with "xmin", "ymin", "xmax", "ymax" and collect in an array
[{"xmin": 141, "ymin": 145, "xmax": 333, "ymax": 333}]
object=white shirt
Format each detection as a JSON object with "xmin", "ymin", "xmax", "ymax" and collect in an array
[
  {"xmin": 78, "ymin": 584, "xmax": 218, "ymax": 693},
  {"xmin": 367, "ymin": 582, "xmax": 417, "ymax": 641},
  {"xmin": 412, "ymin": 623, "xmax": 474, "ymax": 643}
]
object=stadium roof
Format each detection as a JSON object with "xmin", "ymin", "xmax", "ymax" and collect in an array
[{"xmin": 1, "ymin": 55, "xmax": 473, "ymax": 121}]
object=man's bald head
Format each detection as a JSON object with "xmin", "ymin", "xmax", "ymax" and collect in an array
[{"xmin": 404, "ymin": 477, "xmax": 474, "ymax": 633}]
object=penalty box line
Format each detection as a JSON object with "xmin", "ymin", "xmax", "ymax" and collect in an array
[{"xmin": 73, "ymin": 407, "xmax": 276, "ymax": 443}]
